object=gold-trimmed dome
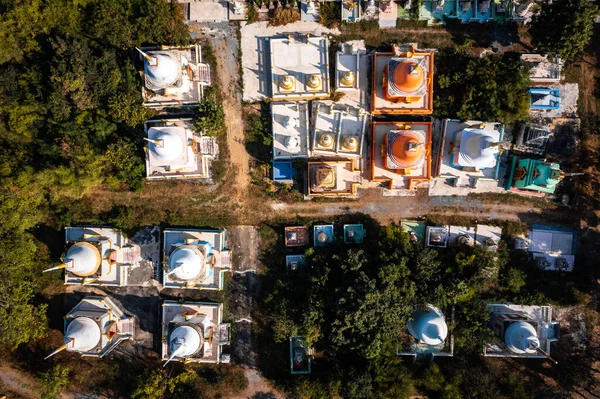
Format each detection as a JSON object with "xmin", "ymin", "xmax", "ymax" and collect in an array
[
  {"xmin": 340, "ymin": 71, "xmax": 355, "ymax": 87},
  {"xmin": 386, "ymin": 130, "xmax": 426, "ymax": 169},
  {"xmin": 343, "ymin": 136, "xmax": 358, "ymax": 151},
  {"xmin": 319, "ymin": 133, "xmax": 334, "ymax": 147},
  {"xmin": 307, "ymin": 74, "xmax": 322, "ymax": 89},
  {"xmin": 279, "ymin": 75, "xmax": 294, "ymax": 91}
]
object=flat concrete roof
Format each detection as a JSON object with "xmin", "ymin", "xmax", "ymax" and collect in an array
[
  {"xmin": 269, "ymin": 35, "xmax": 330, "ymax": 100},
  {"xmin": 312, "ymin": 102, "xmax": 367, "ymax": 158},
  {"xmin": 272, "ymin": 102, "xmax": 310, "ymax": 160}
]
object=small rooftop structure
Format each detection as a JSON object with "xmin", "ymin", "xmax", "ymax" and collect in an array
[
  {"xmin": 286, "ymin": 255, "xmax": 305, "ymax": 270},
  {"xmin": 529, "ymin": 88, "xmax": 561, "ymax": 110},
  {"xmin": 343, "ymin": 224, "xmax": 366, "ymax": 244},
  {"xmin": 162, "ymin": 229, "xmax": 232, "ymax": 290},
  {"xmin": 341, "ymin": 0, "xmax": 361, "ymax": 22},
  {"xmin": 514, "ymin": 124, "xmax": 553, "ymax": 156},
  {"xmin": 312, "ymin": 102, "xmax": 367, "ymax": 158},
  {"xmin": 268, "ymin": 34, "xmax": 330, "ymax": 101},
  {"xmin": 273, "ymin": 161, "xmax": 297, "ymax": 183},
  {"xmin": 145, "ymin": 118, "xmax": 218, "ymax": 180},
  {"xmin": 300, "ymin": 0, "xmax": 319, "ymax": 21},
  {"xmin": 520, "ymin": 54, "xmax": 562, "ymax": 83},
  {"xmin": 485, "ymin": 304, "xmax": 560, "ymax": 358},
  {"xmin": 161, "ymin": 300, "xmax": 229, "ymax": 365},
  {"xmin": 45, "ymin": 296, "xmax": 134, "ymax": 359},
  {"xmin": 307, "ymin": 161, "xmax": 362, "ymax": 197},
  {"xmin": 448, "ymin": 225, "xmax": 475, "ymax": 247},
  {"xmin": 285, "ymin": 226, "xmax": 310, "ymax": 247},
  {"xmin": 43, "ymin": 227, "xmax": 146, "ymax": 287},
  {"xmin": 401, "ymin": 220, "xmax": 426, "ymax": 245},
  {"xmin": 313, "ymin": 224, "xmax": 334, "ymax": 247},
  {"xmin": 520, "ymin": 225, "xmax": 576, "ymax": 272},
  {"xmin": 138, "ymin": 45, "xmax": 210, "ymax": 108},
  {"xmin": 378, "ymin": 0, "xmax": 399, "ymax": 27},
  {"xmin": 475, "ymin": 224, "xmax": 502, "ymax": 251},
  {"xmin": 272, "ymin": 102, "xmax": 310, "ymax": 160},
  {"xmin": 506, "ymin": 156, "xmax": 564, "ymax": 195},
  {"xmin": 290, "ymin": 336, "xmax": 312, "ymax": 374},
  {"xmin": 371, "ymin": 121, "xmax": 432, "ymax": 192},
  {"xmin": 398, "ymin": 305, "xmax": 454, "ymax": 358},
  {"xmin": 430, "ymin": 119, "xmax": 506, "ymax": 196},
  {"xmin": 372, "ymin": 44, "xmax": 434, "ymax": 115},
  {"xmin": 335, "ymin": 43, "xmax": 360, "ymax": 92},
  {"xmin": 426, "ymin": 226, "xmax": 449, "ymax": 248}
]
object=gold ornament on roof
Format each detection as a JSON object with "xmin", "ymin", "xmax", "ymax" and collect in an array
[
  {"xmin": 319, "ymin": 133, "xmax": 334, "ymax": 147},
  {"xmin": 307, "ymin": 74, "xmax": 322, "ymax": 89},
  {"xmin": 343, "ymin": 136, "xmax": 358, "ymax": 151},
  {"xmin": 340, "ymin": 71, "xmax": 355, "ymax": 87},
  {"xmin": 279, "ymin": 75, "xmax": 294, "ymax": 91}
]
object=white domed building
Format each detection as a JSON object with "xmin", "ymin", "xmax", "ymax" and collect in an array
[
  {"xmin": 398, "ymin": 305, "xmax": 454, "ymax": 358},
  {"xmin": 138, "ymin": 45, "xmax": 211, "ymax": 108},
  {"xmin": 485, "ymin": 304, "xmax": 560, "ymax": 358},
  {"xmin": 43, "ymin": 227, "xmax": 143, "ymax": 286},
  {"xmin": 144, "ymin": 118, "xmax": 218, "ymax": 180},
  {"xmin": 162, "ymin": 228, "xmax": 232, "ymax": 290},
  {"xmin": 45, "ymin": 296, "xmax": 134, "ymax": 359},
  {"xmin": 430, "ymin": 120, "xmax": 506, "ymax": 196},
  {"xmin": 161, "ymin": 300, "xmax": 230, "ymax": 365}
]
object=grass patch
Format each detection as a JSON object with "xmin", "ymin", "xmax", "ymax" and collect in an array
[
  {"xmin": 270, "ymin": 7, "xmax": 300, "ymax": 26},
  {"xmin": 318, "ymin": 1, "xmax": 341, "ymax": 28}
]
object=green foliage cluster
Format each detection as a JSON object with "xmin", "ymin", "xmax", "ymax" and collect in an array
[
  {"xmin": 530, "ymin": 0, "xmax": 599, "ymax": 60},
  {"xmin": 37, "ymin": 365, "xmax": 72, "ymax": 399},
  {"xmin": 260, "ymin": 224, "xmax": 523, "ymax": 398},
  {"xmin": 318, "ymin": 2, "xmax": 341, "ymax": 28},
  {"xmin": 0, "ymin": 0, "xmax": 188, "ymax": 350},
  {"xmin": 193, "ymin": 89, "xmax": 227, "ymax": 137},
  {"xmin": 434, "ymin": 48, "xmax": 531, "ymax": 124},
  {"xmin": 131, "ymin": 366, "xmax": 248, "ymax": 399}
]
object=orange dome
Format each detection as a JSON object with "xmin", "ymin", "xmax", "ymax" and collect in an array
[
  {"xmin": 388, "ymin": 131, "xmax": 425, "ymax": 169},
  {"xmin": 391, "ymin": 61, "xmax": 424, "ymax": 93}
]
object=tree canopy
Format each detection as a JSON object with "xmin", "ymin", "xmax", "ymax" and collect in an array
[
  {"xmin": 530, "ymin": 0, "xmax": 599, "ymax": 60},
  {"xmin": 434, "ymin": 49, "xmax": 531, "ymax": 124}
]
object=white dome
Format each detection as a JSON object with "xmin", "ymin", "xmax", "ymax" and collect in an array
[
  {"xmin": 284, "ymin": 116, "xmax": 297, "ymax": 129},
  {"xmin": 145, "ymin": 54, "xmax": 180, "ymax": 87},
  {"xmin": 408, "ymin": 305, "xmax": 448, "ymax": 345},
  {"xmin": 149, "ymin": 129, "xmax": 185, "ymax": 163},
  {"xmin": 285, "ymin": 136, "xmax": 299, "ymax": 149},
  {"xmin": 64, "ymin": 242, "xmax": 101, "ymax": 277},
  {"xmin": 168, "ymin": 247, "xmax": 205, "ymax": 281},
  {"xmin": 169, "ymin": 326, "xmax": 202, "ymax": 357},
  {"xmin": 457, "ymin": 128, "xmax": 500, "ymax": 169},
  {"xmin": 65, "ymin": 317, "xmax": 101, "ymax": 352},
  {"xmin": 505, "ymin": 321, "xmax": 539, "ymax": 354}
]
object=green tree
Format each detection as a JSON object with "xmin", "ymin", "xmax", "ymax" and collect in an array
[
  {"xmin": 37, "ymin": 365, "xmax": 71, "ymax": 399},
  {"xmin": 131, "ymin": 368, "xmax": 197, "ymax": 399},
  {"xmin": 530, "ymin": 0, "xmax": 599, "ymax": 60}
]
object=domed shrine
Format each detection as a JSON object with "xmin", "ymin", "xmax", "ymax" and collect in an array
[
  {"xmin": 485, "ymin": 304, "xmax": 560, "ymax": 358},
  {"xmin": 43, "ymin": 227, "xmax": 143, "ymax": 286},
  {"xmin": 371, "ymin": 122, "xmax": 432, "ymax": 191},
  {"xmin": 162, "ymin": 229, "xmax": 232, "ymax": 290},
  {"xmin": 372, "ymin": 44, "xmax": 434, "ymax": 115},
  {"xmin": 145, "ymin": 118, "xmax": 218, "ymax": 180},
  {"xmin": 398, "ymin": 305, "xmax": 454, "ymax": 358},
  {"xmin": 45, "ymin": 296, "xmax": 134, "ymax": 359},
  {"xmin": 162, "ymin": 300, "xmax": 230, "ymax": 365},
  {"xmin": 507, "ymin": 156, "xmax": 565, "ymax": 195},
  {"xmin": 137, "ymin": 45, "xmax": 211, "ymax": 108},
  {"xmin": 430, "ymin": 120, "xmax": 505, "ymax": 196}
]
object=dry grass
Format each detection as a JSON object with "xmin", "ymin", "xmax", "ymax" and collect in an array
[{"xmin": 269, "ymin": 7, "xmax": 300, "ymax": 26}]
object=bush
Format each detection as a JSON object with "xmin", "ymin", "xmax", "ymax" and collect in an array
[
  {"xmin": 193, "ymin": 89, "xmax": 226, "ymax": 137},
  {"xmin": 37, "ymin": 365, "xmax": 71, "ymax": 399},
  {"xmin": 270, "ymin": 7, "xmax": 301, "ymax": 26},
  {"xmin": 318, "ymin": 2, "xmax": 341, "ymax": 28}
]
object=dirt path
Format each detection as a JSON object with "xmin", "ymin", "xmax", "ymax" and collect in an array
[
  {"xmin": 0, "ymin": 365, "xmax": 75, "ymax": 399},
  {"xmin": 191, "ymin": 22, "xmax": 251, "ymax": 216},
  {"xmin": 229, "ymin": 368, "xmax": 285, "ymax": 399}
]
